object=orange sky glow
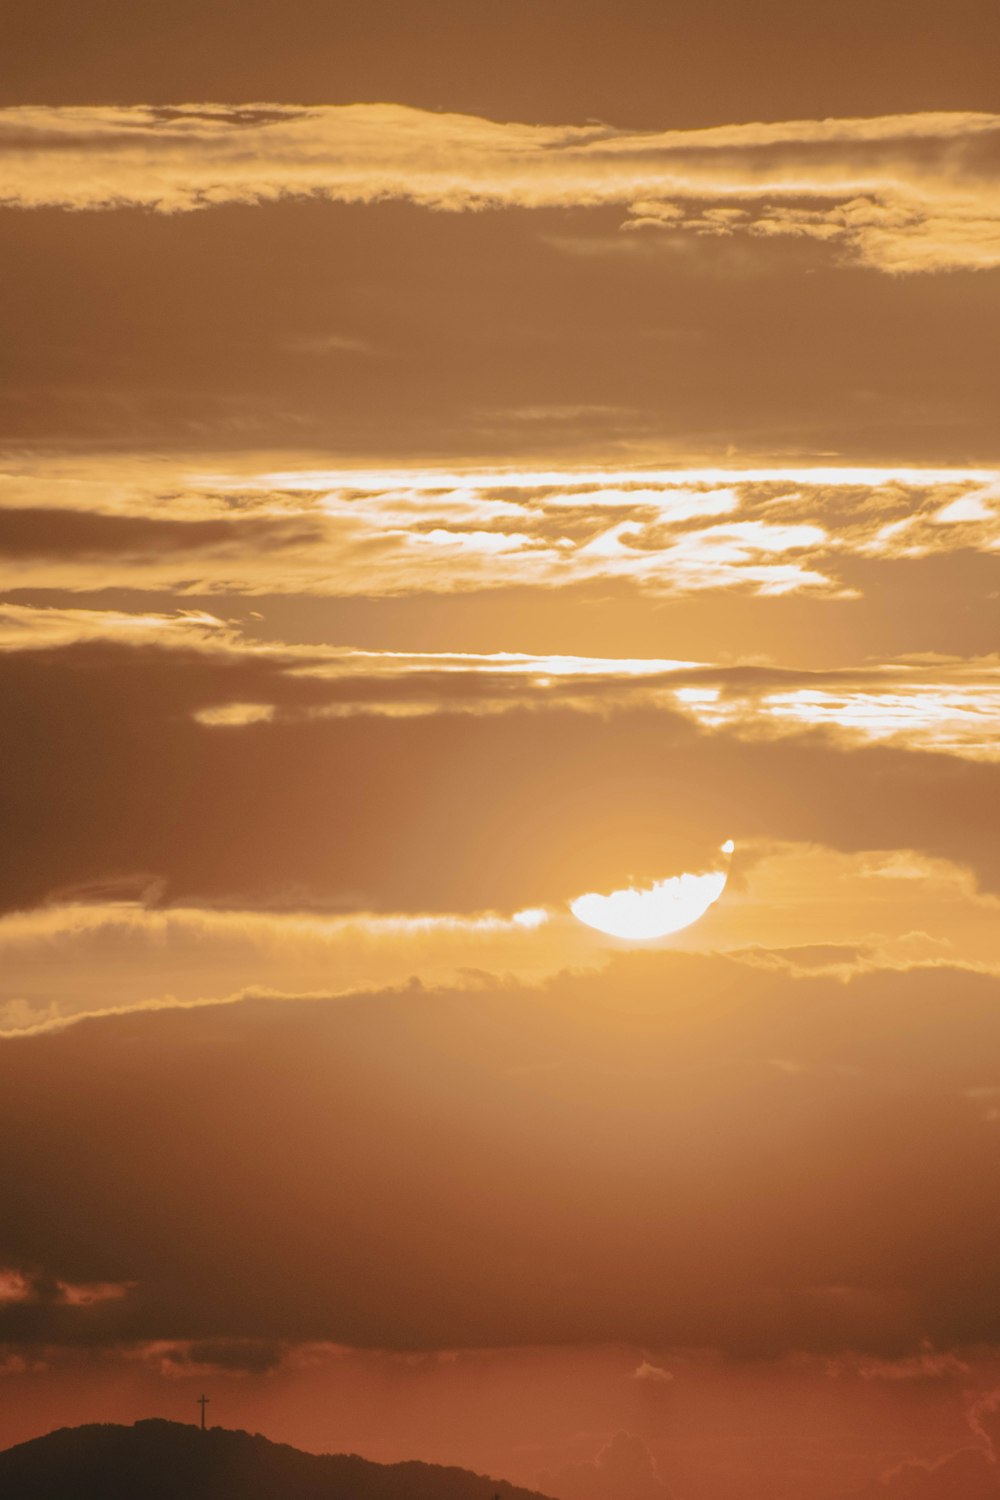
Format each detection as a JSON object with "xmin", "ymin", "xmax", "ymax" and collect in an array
[{"xmin": 2, "ymin": 5, "xmax": 1000, "ymax": 1498}]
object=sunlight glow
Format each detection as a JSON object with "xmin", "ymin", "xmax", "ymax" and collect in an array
[
  {"xmin": 512, "ymin": 907, "xmax": 550, "ymax": 928},
  {"xmin": 570, "ymin": 847, "xmax": 733, "ymax": 940}
]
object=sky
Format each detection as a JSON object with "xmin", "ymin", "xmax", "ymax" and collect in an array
[{"xmin": 2, "ymin": 4, "xmax": 1000, "ymax": 1497}]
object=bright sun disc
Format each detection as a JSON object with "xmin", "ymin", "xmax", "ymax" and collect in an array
[{"xmin": 570, "ymin": 844, "xmax": 733, "ymax": 940}]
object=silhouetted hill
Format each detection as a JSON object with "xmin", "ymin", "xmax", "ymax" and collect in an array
[{"xmin": 0, "ymin": 1420, "xmax": 556, "ymax": 1500}]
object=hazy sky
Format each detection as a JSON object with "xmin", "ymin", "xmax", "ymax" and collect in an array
[{"xmin": 2, "ymin": 5, "xmax": 1000, "ymax": 1498}]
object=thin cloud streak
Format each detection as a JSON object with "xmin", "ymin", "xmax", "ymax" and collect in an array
[
  {"xmin": 4, "ymin": 605, "xmax": 998, "ymax": 761},
  {"xmin": 1, "ymin": 462, "xmax": 998, "ymax": 600},
  {"xmin": 2, "ymin": 105, "xmax": 1000, "ymax": 271}
]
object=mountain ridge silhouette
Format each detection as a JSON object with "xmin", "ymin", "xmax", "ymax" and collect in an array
[{"xmin": 0, "ymin": 1418, "xmax": 557, "ymax": 1500}]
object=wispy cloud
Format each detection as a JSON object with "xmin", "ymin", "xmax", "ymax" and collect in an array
[
  {"xmin": 1, "ymin": 105, "xmax": 999, "ymax": 271},
  {"xmin": 2, "ymin": 460, "xmax": 997, "ymax": 599},
  {"xmin": 3, "ymin": 604, "xmax": 999, "ymax": 760}
]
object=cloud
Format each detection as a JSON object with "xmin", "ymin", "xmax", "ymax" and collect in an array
[
  {"xmin": 1, "ymin": 625, "xmax": 1000, "ymax": 919},
  {"xmin": 846, "ymin": 1388, "xmax": 1000, "ymax": 1496},
  {"xmin": 0, "ymin": 603, "xmax": 235, "ymax": 652},
  {"xmin": 541, "ymin": 1432, "xmax": 673, "ymax": 1500},
  {"xmin": 1, "ymin": 105, "xmax": 999, "ymax": 272},
  {"xmin": 0, "ymin": 1266, "xmax": 133, "ymax": 1343},
  {"xmin": 630, "ymin": 1361, "xmax": 673, "ymax": 1384},
  {"xmin": 4, "ymin": 954, "xmax": 1000, "ymax": 1357},
  {"xmin": 2, "ymin": 461, "xmax": 997, "ymax": 601},
  {"xmin": 137, "ymin": 1339, "xmax": 288, "ymax": 1378},
  {"xmin": 829, "ymin": 1350, "xmax": 971, "ymax": 1383},
  {"xmin": 863, "ymin": 1448, "xmax": 1000, "ymax": 1498},
  {"xmin": 2, "ymin": 201, "xmax": 995, "ymax": 465},
  {"xmin": 7, "ymin": 599, "xmax": 1000, "ymax": 760},
  {"xmin": 0, "ymin": 840, "xmax": 995, "ymax": 1034},
  {"xmin": 0, "ymin": 506, "xmax": 317, "ymax": 560}
]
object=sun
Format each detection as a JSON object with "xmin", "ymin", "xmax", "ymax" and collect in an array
[{"xmin": 570, "ymin": 842, "xmax": 734, "ymax": 940}]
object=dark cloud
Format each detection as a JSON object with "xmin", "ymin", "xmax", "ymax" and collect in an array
[
  {"xmin": 1, "ymin": 638, "xmax": 999, "ymax": 916},
  {"xmin": 1, "ymin": 195, "xmax": 997, "ymax": 459},
  {"xmin": 4, "ymin": 0, "xmax": 999, "ymax": 126},
  {"xmin": 0, "ymin": 509, "xmax": 318, "ymax": 560},
  {"xmin": 155, "ymin": 1340, "xmax": 287, "ymax": 1376},
  {"xmin": 3, "ymin": 954, "xmax": 1000, "ymax": 1355}
]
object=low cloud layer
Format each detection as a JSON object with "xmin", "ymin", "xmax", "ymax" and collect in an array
[{"xmin": 3, "ymin": 953, "xmax": 1000, "ymax": 1357}]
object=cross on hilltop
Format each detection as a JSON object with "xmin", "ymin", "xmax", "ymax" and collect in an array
[{"xmin": 197, "ymin": 1395, "xmax": 210, "ymax": 1431}]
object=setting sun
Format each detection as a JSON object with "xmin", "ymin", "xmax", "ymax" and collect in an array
[{"xmin": 570, "ymin": 849, "xmax": 732, "ymax": 940}]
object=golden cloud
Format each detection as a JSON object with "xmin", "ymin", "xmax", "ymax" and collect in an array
[
  {"xmin": 1, "ymin": 460, "xmax": 997, "ymax": 600},
  {"xmin": 1, "ymin": 105, "xmax": 999, "ymax": 272}
]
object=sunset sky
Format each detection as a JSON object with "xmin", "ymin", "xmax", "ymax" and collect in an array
[{"xmin": 2, "ymin": 5, "xmax": 1000, "ymax": 1497}]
